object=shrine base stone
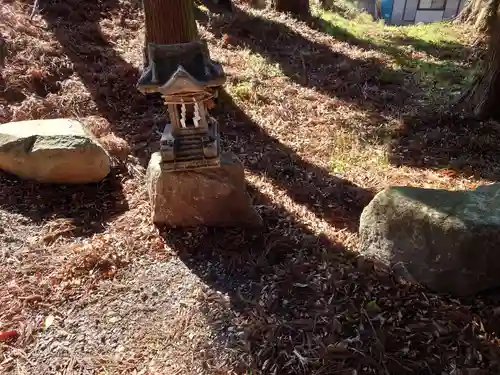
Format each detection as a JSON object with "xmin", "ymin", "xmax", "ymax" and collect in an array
[{"xmin": 146, "ymin": 152, "xmax": 263, "ymax": 227}]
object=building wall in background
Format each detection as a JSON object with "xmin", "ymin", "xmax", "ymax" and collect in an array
[
  {"xmin": 387, "ymin": 0, "xmax": 467, "ymax": 24},
  {"xmin": 414, "ymin": 9, "xmax": 445, "ymax": 22}
]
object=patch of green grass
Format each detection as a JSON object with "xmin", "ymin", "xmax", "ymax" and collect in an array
[
  {"xmin": 226, "ymin": 80, "xmax": 268, "ymax": 104},
  {"xmin": 313, "ymin": 5, "xmax": 470, "ymax": 51},
  {"xmin": 312, "ymin": 7, "xmax": 477, "ymax": 101},
  {"xmin": 247, "ymin": 52, "xmax": 283, "ymax": 78},
  {"xmin": 318, "ymin": 0, "xmax": 366, "ymax": 20},
  {"xmin": 229, "ymin": 81, "xmax": 253, "ymax": 101},
  {"xmin": 225, "ymin": 51, "xmax": 281, "ymax": 104},
  {"xmin": 401, "ymin": 21, "xmax": 467, "ymax": 49},
  {"xmin": 330, "ymin": 129, "xmax": 389, "ymax": 174},
  {"xmin": 403, "ymin": 58, "xmax": 476, "ymax": 100},
  {"xmin": 314, "ymin": 11, "xmax": 383, "ymax": 45}
]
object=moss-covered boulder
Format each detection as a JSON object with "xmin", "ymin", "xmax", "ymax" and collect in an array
[
  {"xmin": 0, "ymin": 119, "xmax": 110, "ymax": 184},
  {"xmin": 359, "ymin": 185, "xmax": 500, "ymax": 296}
]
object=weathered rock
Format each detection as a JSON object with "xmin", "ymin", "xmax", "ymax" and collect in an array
[
  {"xmin": 146, "ymin": 152, "xmax": 263, "ymax": 227},
  {"xmin": 0, "ymin": 119, "xmax": 110, "ymax": 184},
  {"xmin": 359, "ymin": 184, "xmax": 500, "ymax": 296}
]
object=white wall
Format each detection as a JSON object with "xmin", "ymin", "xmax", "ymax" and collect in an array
[
  {"xmin": 403, "ymin": 0, "xmax": 418, "ymax": 21},
  {"xmin": 389, "ymin": 0, "xmax": 466, "ymax": 24},
  {"xmin": 415, "ymin": 9, "xmax": 445, "ymax": 22},
  {"xmin": 443, "ymin": 0, "xmax": 461, "ymax": 18},
  {"xmin": 391, "ymin": 0, "xmax": 407, "ymax": 24}
]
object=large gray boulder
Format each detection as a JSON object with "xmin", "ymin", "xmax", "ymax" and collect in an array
[
  {"xmin": 0, "ymin": 119, "xmax": 110, "ymax": 184},
  {"xmin": 147, "ymin": 152, "xmax": 263, "ymax": 227},
  {"xmin": 359, "ymin": 184, "xmax": 500, "ymax": 296}
]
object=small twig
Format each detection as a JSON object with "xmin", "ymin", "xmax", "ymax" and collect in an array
[
  {"xmin": 30, "ymin": 0, "xmax": 40, "ymax": 20},
  {"xmin": 0, "ymin": 37, "xmax": 6, "ymax": 69},
  {"xmin": 299, "ymin": 51, "xmax": 307, "ymax": 85},
  {"xmin": 362, "ymin": 309, "xmax": 390, "ymax": 375},
  {"xmin": 18, "ymin": 294, "xmax": 43, "ymax": 303},
  {"xmin": 362, "ymin": 309, "xmax": 384, "ymax": 348}
]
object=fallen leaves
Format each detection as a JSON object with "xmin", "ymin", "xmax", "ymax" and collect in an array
[
  {"xmin": 0, "ymin": 1, "xmax": 498, "ymax": 375},
  {"xmin": 18, "ymin": 295, "xmax": 43, "ymax": 304},
  {"xmin": 327, "ymin": 342, "xmax": 350, "ymax": 354}
]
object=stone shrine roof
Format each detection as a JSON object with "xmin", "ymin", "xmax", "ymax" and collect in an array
[{"xmin": 137, "ymin": 41, "xmax": 225, "ymax": 95}]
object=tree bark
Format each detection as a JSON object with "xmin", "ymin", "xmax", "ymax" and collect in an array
[
  {"xmin": 457, "ymin": 0, "xmax": 498, "ymax": 34},
  {"xmin": 142, "ymin": 0, "xmax": 199, "ymax": 66},
  {"xmin": 458, "ymin": 1, "xmax": 500, "ymax": 120},
  {"xmin": 457, "ymin": 0, "xmax": 482, "ymax": 23},
  {"xmin": 274, "ymin": 0, "xmax": 310, "ymax": 17},
  {"xmin": 143, "ymin": 0, "xmax": 199, "ymax": 45}
]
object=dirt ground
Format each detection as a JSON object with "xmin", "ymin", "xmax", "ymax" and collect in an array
[{"xmin": 2, "ymin": 0, "xmax": 500, "ymax": 374}]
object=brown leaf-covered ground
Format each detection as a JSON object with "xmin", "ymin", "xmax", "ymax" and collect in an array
[{"xmin": 2, "ymin": 0, "xmax": 500, "ymax": 374}]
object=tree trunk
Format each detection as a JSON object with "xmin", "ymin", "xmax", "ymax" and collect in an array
[
  {"xmin": 457, "ymin": 0, "xmax": 482, "ymax": 23},
  {"xmin": 143, "ymin": 0, "xmax": 198, "ymax": 45},
  {"xmin": 274, "ymin": 0, "xmax": 310, "ymax": 17},
  {"xmin": 457, "ymin": 0, "xmax": 498, "ymax": 33},
  {"xmin": 142, "ymin": 0, "xmax": 199, "ymax": 66},
  {"xmin": 458, "ymin": 3, "xmax": 500, "ymax": 120}
]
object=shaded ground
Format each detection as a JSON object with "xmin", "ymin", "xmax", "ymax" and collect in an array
[
  {"xmin": 389, "ymin": 113, "xmax": 500, "ymax": 181},
  {"xmin": 1, "ymin": 0, "xmax": 500, "ymax": 374}
]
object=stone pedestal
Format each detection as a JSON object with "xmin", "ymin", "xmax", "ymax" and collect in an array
[{"xmin": 146, "ymin": 152, "xmax": 262, "ymax": 227}]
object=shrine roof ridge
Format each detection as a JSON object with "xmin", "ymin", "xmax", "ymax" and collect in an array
[{"xmin": 137, "ymin": 40, "xmax": 225, "ymax": 95}]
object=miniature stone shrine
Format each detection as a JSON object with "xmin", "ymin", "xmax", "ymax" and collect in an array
[
  {"xmin": 139, "ymin": 40, "xmax": 262, "ymax": 227},
  {"xmin": 137, "ymin": 41, "xmax": 225, "ymax": 171}
]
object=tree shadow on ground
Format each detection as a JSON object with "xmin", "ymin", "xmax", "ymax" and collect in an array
[
  {"xmin": 388, "ymin": 113, "xmax": 500, "ymax": 181},
  {"xmin": 160, "ymin": 185, "xmax": 495, "ymax": 374},
  {"xmin": 215, "ymin": 90, "xmax": 374, "ymax": 231},
  {"xmin": 199, "ymin": 7, "xmax": 409, "ymax": 117},
  {"xmin": 40, "ymin": 0, "xmax": 164, "ymax": 165},
  {"xmin": 160, "ymin": 189, "xmax": 390, "ymax": 374},
  {"xmin": 309, "ymin": 17, "xmax": 476, "ymax": 92},
  {"xmin": 310, "ymin": 16, "xmax": 475, "ymax": 62},
  {"xmin": 40, "ymin": 0, "xmax": 375, "ymax": 229},
  {"xmin": 0, "ymin": 169, "xmax": 128, "ymax": 237}
]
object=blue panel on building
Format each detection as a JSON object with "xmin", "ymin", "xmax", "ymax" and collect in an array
[{"xmin": 381, "ymin": 0, "xmax": 394, "ymax": 22}]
